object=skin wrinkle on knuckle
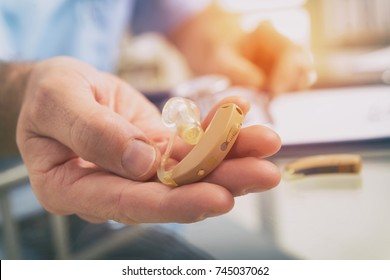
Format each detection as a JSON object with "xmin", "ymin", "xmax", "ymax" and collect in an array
[
  {"xmin": 112, "ymin": 185, "xmax": 138, "ymax": 224},
  {"xmin": 27, "ymin": 165, "xmax": 60, "ymax": 212},
  {"xmin": 29, "ymin": 88, "xmax": 58, "ymax": 130},
  {"xmin": 69, "ymin": 112, "xmax": 93, "ymax": 154},
  {"xmin": 19, "ymin": 137, "xmax": 50, "ymax": 172},
  {"xmin": 40, "ymin": 164, "xmax": 95, "ymax": 217},
  {"xmin": 43, "ymin": 172, "xmax": 75, "ymax": 215},
  {"xmin": 70, "ymin": 110, "xmax": 119, "ymax": 163}
]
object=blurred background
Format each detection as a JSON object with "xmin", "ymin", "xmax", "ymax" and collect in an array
[
  {"xmin": 118, "ymin": 0, "xmax": 390, "ymax": 95},
  {"xmin": 1, "ymin": 0, "xmax": 390, "ymax": 260}
]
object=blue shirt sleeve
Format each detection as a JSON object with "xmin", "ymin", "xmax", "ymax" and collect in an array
[
  {"xmin": 0, "ymin": 0, "xmax": 132, "ymax": 72},
  {"xmin": 0, "ymin": 0, "xmax": 210, "ymax": 72},
  {"xmin": 131, "ymin": 0, "xmax": 210, "ymax": 35}
]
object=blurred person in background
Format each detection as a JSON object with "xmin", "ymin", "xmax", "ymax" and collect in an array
[{"xmin": 0, "ymin": 0, "xmax": 313, "ymax": 258}]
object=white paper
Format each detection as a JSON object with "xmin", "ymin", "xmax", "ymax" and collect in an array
[{"xmin": 264, "ymin": 85, "xmax": 390, "ymax": 145}]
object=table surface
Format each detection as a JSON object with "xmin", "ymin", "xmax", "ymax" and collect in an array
[{"xmin": 182, "ymin": 143, "xmax": 390, "ymax": 260}]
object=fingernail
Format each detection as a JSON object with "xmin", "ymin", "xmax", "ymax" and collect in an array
[{"xmin": 122, "ymin": 139, "xmax": 157, "ymax": 179}]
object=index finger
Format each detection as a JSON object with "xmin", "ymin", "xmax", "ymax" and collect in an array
[
  {"xmin": 201, "ymin": 95, "xmax": 251, "ymax": 128},
  {"xmin": 170, "ymin": 96, "xmax": 280, "ymax": 160},
  {"xmin": 228, "ymin": 124, "xmax": 281, "ymax": 159}
]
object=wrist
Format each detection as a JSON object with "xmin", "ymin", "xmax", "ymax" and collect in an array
[{"xmin": 0, "ymin": 62, "xmax": 33, "ymax": 155}]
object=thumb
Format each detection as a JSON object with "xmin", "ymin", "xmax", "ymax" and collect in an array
[
  {"xmin": 68, "ymin": 106, "xmax": 161, "ymax": 181},
  {"xmin": 215, "ymin": 47, "xmax": 266, "ymax": 89},
  {"xmin": 18, "ymin": 57, "xmax": 162, "ymax": 182},
  {"xmin": 22, "ymin": 94, "xmax": 161, "ymax": 181}
]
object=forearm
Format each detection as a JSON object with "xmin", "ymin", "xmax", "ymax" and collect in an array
[
  {"xmin": 167, "ymin": 3, "xmax": 243, "ymax": 75},
  {"xmin": 0, "ymin": 62, "xmax": 32, "ymax": 155}
]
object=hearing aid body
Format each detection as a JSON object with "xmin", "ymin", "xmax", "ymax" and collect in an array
[{"xmin": 158, "ymin": 97, "xmax": 244, "ymax": 186}]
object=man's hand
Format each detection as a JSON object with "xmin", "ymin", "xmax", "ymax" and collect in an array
[
  {"xmin": 16, "ymin": 57, "xmax": 281, "ymax": 224},
  {"xmin": 169, "ymin": 4, "xmax": 315, "ymax": 95}
]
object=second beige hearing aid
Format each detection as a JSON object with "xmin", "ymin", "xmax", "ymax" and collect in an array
[
  {"xmin": 158, "ymin": 102, "xmax": 244, "ymax": 186},
  {"xmin": 283, "ymin": 154, "xmax": 362, "ymax": 180}
]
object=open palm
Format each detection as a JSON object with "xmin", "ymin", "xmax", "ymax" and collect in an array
[{"xmin": 17, "ymin": 57, "xmax": 281, "ymax": 224}]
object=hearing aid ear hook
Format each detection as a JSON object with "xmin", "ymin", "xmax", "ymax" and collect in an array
[
  {"xmin": 161, "ymin": 97, "xmax": 204, "ymax": 145},
  {"xmin": 158, "ymin": 97, "xmax": 244, "ymax": 187}
]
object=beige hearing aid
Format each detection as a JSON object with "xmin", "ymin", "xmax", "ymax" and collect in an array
[
  {"xmin": 157, "ymin": 97, "xmax": 244, "ymax": 186},
  {"xmin": 283, "ymin": 154, "xmax": 362, "ymax": 180}
]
